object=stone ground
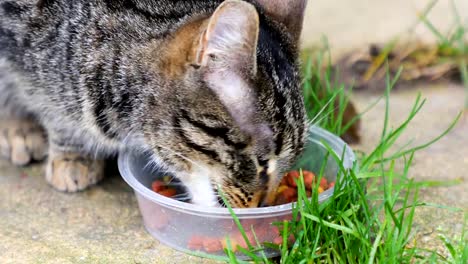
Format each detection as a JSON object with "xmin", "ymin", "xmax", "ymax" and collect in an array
[{"xmin": 1, "ymin": 0, "xmax": 467, "ymax": 263}]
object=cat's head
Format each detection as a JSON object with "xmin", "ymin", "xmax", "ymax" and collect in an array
[{"xmin": 144, "ymin": 0, "xmax": 308, "ymax": 207}]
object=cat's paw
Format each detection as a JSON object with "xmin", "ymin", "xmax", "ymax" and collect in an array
[
  {"xmin": 0, "ymin": 119, "xmax": 48, "ymax": 165},
  {"xmin": 46, "ymin": 153, "xmax": 105, "ymax": 192}
]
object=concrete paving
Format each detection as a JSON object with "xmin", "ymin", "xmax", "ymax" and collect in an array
[{"xmin": 0, "ymin": 162, "xmax": 217, "ymax": 264}]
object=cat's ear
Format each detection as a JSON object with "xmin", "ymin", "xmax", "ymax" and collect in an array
[
  {"xmin": 255, "ymin": 0, "xmax": 308, "ymax": 43},
  {"xmin": 194, "ymin": 0, "xmax": 259, "ymax": 75},
  {"xmin": 194, "ymin": 1, "xmax": 269, "ymax": 141}
]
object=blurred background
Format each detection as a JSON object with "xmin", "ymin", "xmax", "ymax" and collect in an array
[{"xmin": 302, "ymin": 0, "xmax": 468, "ymax": 56}]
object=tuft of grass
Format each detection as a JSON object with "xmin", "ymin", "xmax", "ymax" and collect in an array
[{"xmin": 212, "ymin": 47, "xmax": 467, "ymax": 263}]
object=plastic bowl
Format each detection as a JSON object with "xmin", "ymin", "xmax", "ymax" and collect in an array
[{"xmin": 118, "ymin": 126, "xmax": 355, "ymax": 259}]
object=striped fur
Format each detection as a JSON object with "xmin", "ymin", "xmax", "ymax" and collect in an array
[{"xmin": 0, "ymin": 0, "xmax": 308, "ymax": 207}]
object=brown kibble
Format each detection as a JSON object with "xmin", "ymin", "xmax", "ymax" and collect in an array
[
  {"xmin": 303, "ymin": 171, "xmax": 315, "ymax": 189},
  {"xmin": 151, "ymin": 180, "xmax": 165, "ymax": 192},
  {"xmin": 254, "ymin": 225, "xmax": 268, "ymax": 239},
  {"xmin": 280, "ymin": 174, "xmax": 288, "ymax": 186},
  {"xmin": 203, "ymin": 237, "xmax": 223, "ymax": 253},
  {"xmin": 222, "ymin": 237, "xmax": 239, "ymax": 252},
  {"xmin": 158, "ymin": 188, "xmax": 177, "ymax": 197},
  {"xmin": 241, "ymin": 219, "xmax": 258, "ymax": 228},
  {"xmin": 233, "ymin": 231, "xmax": 255, "ymax": 249},
  {"xmin": 287, "ymin": 171, "xmax": 300, "ymax": 187},
  {"xmin": 275, "ymin": 194, "xmax": 288, "ymax": 205},
  {"xmin": 272, "ymin": 226, "xmax": 280, "ymax": 236},
  {"xmin": 319, "ymin": 178, "xmax": 328, "ymax": 189},
  {"xmin": 282, "ymin": 187, "xmax": 297, "ymax": 202},
  {"xmin": 187, "ymin": 235, "xmax": 204, "ymax": 250},
  {"xmin": 276, "ymin": 185, "xmax": 289, "ymax": 194},
  {"xmin": 272, "ymin": 233, "xmax": 295, "ymax": 246},
  {"xmin": 273, "ymin": 236, "xmax": 283, "ymax": 245},
  {"xmin": 318, "ymin": 187, "xmax": 325, "ymax": 194},
  {"xmin": 275, "ymin": 170, "xmax": 331, "ymax": 205}
]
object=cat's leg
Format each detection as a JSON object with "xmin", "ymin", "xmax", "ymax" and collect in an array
[
  {"xmin": 0, "ymin": 71, "xmax": 48, "ymax": 165},
  {"xmin": 0, "ymin": 115, "xmax": 48, "ymax": 166},
  {"xmin": 45, "ymin": 130, "xmax": 105, "ymax": 192}
]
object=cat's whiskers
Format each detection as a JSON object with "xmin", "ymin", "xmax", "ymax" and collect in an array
[
  {"xmin": 156, "ymin": 144, "xmax": 205, "ymax": 169},
  {"xmin": 308, "ymin": 96, "xmax": 336, "ymax": 125},
  {"xmin": 305, "ymin": 100, "xmax": 342, "ymax": 143}
]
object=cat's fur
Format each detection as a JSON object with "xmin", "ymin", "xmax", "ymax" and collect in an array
[{"xmin": 0, "ymin": 0, "xmax": 308, "ymax": 207}]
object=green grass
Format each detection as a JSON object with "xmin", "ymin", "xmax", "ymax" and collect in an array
[
  {"xmin": 213, "ymin": 47, "xmax": 467, "ymax": 263},
  {"xmin": 301, "ymin": 40, "xmax": 364, "ymax": 138}
]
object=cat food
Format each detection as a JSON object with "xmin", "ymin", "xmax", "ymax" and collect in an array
[
  {"xmin": 274, "ymin": 170, "xmax": 335, "ymax": 205},
  {"xmin": 150, "ymin": 170, "xmax": 335, "ymax": 205},
  {"xmin": 143, "ymin": 175, "xmax": 333, "ymax": 253},
  {"xmin": 187, "ymin": 226, "xmax": 267, "ymax": 252},
  {"xmin": 186, "ymin": 218, "xmax": 297, "ymax": 253},
  {"xmin": 151, "ymin": 176, "xmax": 177, "ymax": 198},
  {"xmin": 148, "ymin": 170, "xmax": 336, "ymax": 253},
  {"xmin": 182, "ymin": 170, "xmax": 335, "ymax": 253}
]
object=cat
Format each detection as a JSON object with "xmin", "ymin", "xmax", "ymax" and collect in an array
[{"xmin": 0, "ymin": 0, "xmax": 308, "ymax": 208}]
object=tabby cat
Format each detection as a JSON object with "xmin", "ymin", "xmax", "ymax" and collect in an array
[{"xmin": 0, "ymin": 0, "xmax": 308, "ymax": 208}]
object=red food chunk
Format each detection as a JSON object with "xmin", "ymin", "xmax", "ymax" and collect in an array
[
  {"xmin": 241, "ymin": 219, "xmax": 258, "ymax": 228},
  {"xmin": 286, "ymin": 171, "xmax": 300, "ymax": 187},
  {"xmin": 273, "ymin": 236, "xmax": 283, "ymax": 246},
  {"xmin": 272, "ymin": 235, "xmax": 295, "ymax": 246},
  {"xmin": 275, "ymin": 194, "xmax": 288, "ymax": 205},
  {"xmin": 187, "ymin": 235, "xmax": 204, "ymax": 250},
  {"xmin": 222, "ymin": 237, "xmax": 239, "ymax": 252},
  {"xmin": 329, "ymin": 181, "xmax": 336, "ymax": 188},
  {"xmin": 253, "ymin": 225, "xmax": 268, "ymax": 240},
  {"xmin": 280, "ymin": 174, "xmax": 288, "ymax": 186},
  {"xmin": 282, "ymin": 187, "xmax": 297, "ymax": 202},
  {"xmin": 302, "ymin": 170, "xmax": 315, "ymax": 189},
  {"xmin": 151, "ymin": 180, "xmax": 165, "ymax": 192},
  {"xmin": 158, "ymin": 188, "xmax": 177, "ymax": 197},
  {"xmin": 319, "ymin": 178, "xmax": 328, "ymax": 189},
  {"xmin": 203, "ymin": 237, "xmax": 223, "ymax": 253}
]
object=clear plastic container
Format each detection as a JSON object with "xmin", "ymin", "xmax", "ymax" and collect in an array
[{"xmin": 118, "ymin": 126, "xmax": 356, "ymax": 259}]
